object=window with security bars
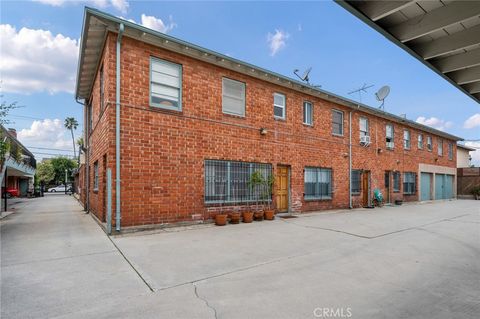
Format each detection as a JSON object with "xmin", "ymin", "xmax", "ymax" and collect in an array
[
  {"xmin": 93, "ymin": 161, "xmax": 99, "ymax": 191},
  {"xmin": 304, "ymin": 167, "xmax": 333, "ymax": 200},
  {"xmin": 204, "ymin": 160, "xmax": 272, "ymax": 204},
  {"xmin": 403, "ymin": 172, "xmax": 416, "ymax": 195},
  {"xmin": 351, "ymin": 170, "xmax": 361, "ymax": 194},
  {"xmin": 393, "ymin": 171, "xmax": 401, "ymax": 192},
  {"xmin": 150, "ymin": 57, "xmax": 182, "ymax": 111}
]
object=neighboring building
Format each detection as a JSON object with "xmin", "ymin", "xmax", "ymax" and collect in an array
[
  {"xmin": 75, "ymin": 8, "xmax": 462, "ymax": 229},
  {"xmin": 457, "ymin": 144, "xmax": 474, "ymax": 168},
  {"xmin": 0, "ymin": 126, "xmax": 36, "ymax": 203}
]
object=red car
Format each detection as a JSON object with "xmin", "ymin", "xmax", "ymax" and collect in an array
[{"xmin": 2, "ymin": 187, "xmax": 19, "ymax": 198}]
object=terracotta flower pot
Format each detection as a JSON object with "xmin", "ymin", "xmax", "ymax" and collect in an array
[
  {"xmin": 264, "ymin": 209, "xmax": 275, "ymax": 220},
  {"xmin": 229, "ymin": 212, "xmax": 241, "ymax": 224},
  {"xmin": 242, "ymin": 211, "xmax": 254, "ymax": 223},
  {"xmin": 254, "ymin": 211, "xmax": 264, "ymax": 221},
  {"xmin": 215, "ymin": 214, "xmax": 228, "ymax": 226}
]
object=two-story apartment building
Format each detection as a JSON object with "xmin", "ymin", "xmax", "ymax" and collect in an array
[{"xmin": 76, "ymin": 8, "xmax": 462, "ymax": 229}]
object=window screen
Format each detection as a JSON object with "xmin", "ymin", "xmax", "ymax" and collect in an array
[{"xmin": 222, "ymin": 78, "xmax": 246, "ymax": 116}]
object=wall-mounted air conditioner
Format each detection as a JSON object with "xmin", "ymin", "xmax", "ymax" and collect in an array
[{"xmin": 360, "ymin": 135, "xmax": 371, "ymax": 146}]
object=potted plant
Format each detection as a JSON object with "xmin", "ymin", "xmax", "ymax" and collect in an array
[
  {"xmin": 263, "ymin": 173, "xmax": 275, "ymax": 220},
  {"xmin": 471, "ymin": 186, "xmax": 480, "ymax": 200},
  {"xmin": 249, "ymin": 170, "xmax": 265, "ymax": 221},
  {"xmin": 228, "ymin": 187, "xmax": 240, "ymax": 224}
]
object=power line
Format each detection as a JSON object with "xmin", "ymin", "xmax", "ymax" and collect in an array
[
  {"xmin": 26, "ymin": 146, "xmax": 75, "ymax": 152},
  {"xmin": 31, "ymin": 151, "xmax": 75, "ymax": 158}
]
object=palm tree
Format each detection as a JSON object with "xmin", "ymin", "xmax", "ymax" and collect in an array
[{"xmin": 64, "ymin": 117, "xmax": 79, "ymax": 160}]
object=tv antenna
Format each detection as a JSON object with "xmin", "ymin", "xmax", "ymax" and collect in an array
[
  {"xmin": 375, "ymin": 85, "xmax": 390, "ymax": 111},
  {"xmin": 348, "ymin": 83, "xmax": 374, "ymax": 102}
]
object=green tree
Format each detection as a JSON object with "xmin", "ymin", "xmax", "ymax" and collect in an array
[
  {"xmin": 50, "ymin": 157, "xmax": 76, "ymax": 184},
  {"xmin": 64, "ymin": 117, "xmax": 79, "ymax": 160},
  {"xmin": 36, "ymin": 161, "xmax": 55, "ymax": 185}
]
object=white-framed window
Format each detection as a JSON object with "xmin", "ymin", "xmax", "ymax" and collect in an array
[
  {"xmin": 273, "ymin": 93, "xmax": 286, "ymax": 119},
  {"xmin": 222, "ymin": 78, "xmax": 246, "ymax": 116},
  {"xmin": 93, "ymin": 161, "xmax": 99, "ymax": 191},
  {"xmin": 448, "ymin": 142, "xmax": 453, "ymax": 160},
  {"xmin": 332, "ymin": 110, "xmax": 344, "ymax": 135},
  {"xmin": 418, "ymin": 134, "xmax": 423, "ymax": 149},
  {"xmin": 150, "ymin": 57, "xmax": 182, "ymax": 111},
  {"xmin": 403, "ymin": 130, "xmax": 411, "ymax": 149},
  {"xmin": 427, "ymin": 136, "xmax": 433, "ymax": 151},
  {"xmin": 386, "ymin": 124, "xmax": 394, "ymax": 149},
  {"xmin": 438, "ymin": 139, "xmax": 443, "ymax": 156},
  {"xmin": 304, "ymin": 167, "xmax": 333, "ymax": 200},
  {"xmin": 403, "ymin": 172, "xmax": 416, "ymax": 195},
  {"xmin": 303, "ymin": 101, "xmax": 313, "ymax": 125},
  {"xmin": 359, "ymin": 117, "xmax": 368, "ymax": 138}
]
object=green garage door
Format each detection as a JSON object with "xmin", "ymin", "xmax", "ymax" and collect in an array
[
  {"xmin": 420, "ymin": 172, "xmax": 432, "ymax": 201},
  {"xmin": 435, "ymin": 174, "xmax": 445, "ymax": 200},
  {"xmin": 435, "ymin": 174, "xmax": 454, "ymax": 200},
  {"xmin": 444, "ymin": 175, "xmax": 454, "ymax": 199}
]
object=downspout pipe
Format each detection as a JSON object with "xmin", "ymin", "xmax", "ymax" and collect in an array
[
  {"xmin": 349, "ymin": 111, "xmax": 352, "ymax": 209},
  {"xmin": 116, "ymin": 23, "xmax": 124, "ymax": 232},
  {"xmin": 75, "ymin": 98, "xmax": 89, "ymax": 213}
]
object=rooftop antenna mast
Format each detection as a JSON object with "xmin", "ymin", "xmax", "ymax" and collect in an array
[
  {"xmin": 293, "ymin": 67, "xmax": 321, "ymax": 88},
  {"xmin": 348, "ymin": 83, "xmax": 374, "ymax": 102},
  {"xmin": 375, "ymin": 85, "xmax": 390, "ymax": 111}
]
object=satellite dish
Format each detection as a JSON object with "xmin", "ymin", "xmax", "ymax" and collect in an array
[
  {"xmin": 302, "ymin": 67, "xmax": 312, "ymax": 82},
  {"xmin": 375, "ymin": 85, "xmax": 390, "ymax": 111},
  {"xmin": 375, "ymin": 85, "xmax": 390, "ymax": 101},
  {"xmin": 294, "ymin": 67, "xmax": 313, "ymax": 83}
]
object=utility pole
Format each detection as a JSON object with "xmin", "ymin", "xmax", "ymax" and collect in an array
[{"xmin": 65, "ymin": 169, "xmax": 68, "ymax": 194}]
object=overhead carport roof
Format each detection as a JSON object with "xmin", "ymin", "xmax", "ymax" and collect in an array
[{"xmin": 335, "ymin": 0, "xmax": 480, "ymax": 104}]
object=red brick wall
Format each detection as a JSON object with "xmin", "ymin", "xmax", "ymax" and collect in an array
[{"xmin": 82, "ymin": 33, "xmax": 457, "ymax": 227}]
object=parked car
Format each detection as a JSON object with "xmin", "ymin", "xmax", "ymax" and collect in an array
[
  {"xmin": 2, "ymin": 187, "xmax": 19, "ymax": 198},
  {"xmin": 48, "ymin": 184, "xmax": 72, "ymax": 192}
]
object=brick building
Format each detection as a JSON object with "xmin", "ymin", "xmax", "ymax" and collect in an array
[{"xmin": 75, "ymin": 8, "xmax": 462, "ymax": 229}]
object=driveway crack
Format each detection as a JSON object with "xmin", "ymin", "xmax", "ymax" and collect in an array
[{"xmin": 193, "ymin": 282, "xmax": 218, "ymax": 319}]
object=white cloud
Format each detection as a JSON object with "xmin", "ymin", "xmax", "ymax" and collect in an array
[
  {"xmin": 415, "ymin": 116, "xmax": 453, "ymax": 131},
  {"xmin": 267, "ymin": 29, "xmax": 289, "ymax": 56},
  {"xmin": 18, "ymin": 119, "xmax": 75, "ymax": 151},
  {"xmin": 464, "ymin": 141, "xmax": 480, "ymax": 166},
  {"xmin": 140, "ymin": 14, "xmax": 176, "ymax": 33},
  {"xmin": 0, "ymin": 24, "xmax": 79, "ymax": 94},
  {"xmin": 463, "ymin": 113, "xmax": 480, "ymax": 129},
  {"xmin": 33, "ymin": 0, "xmax": 129, "ymax": 13}
]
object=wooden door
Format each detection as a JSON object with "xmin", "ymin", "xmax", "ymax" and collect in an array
[
  {"xmin": 276, "ymin": 166, "xmax": 289, "ymax": 212},
  {"xmin": 362, "ymin": 171, "xmax": 370, "ymax": 207}
]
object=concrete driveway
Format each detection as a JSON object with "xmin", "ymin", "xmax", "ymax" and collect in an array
[{"xmin": 1, "ymin": 196, "xmax": 479, "ymax": 319}]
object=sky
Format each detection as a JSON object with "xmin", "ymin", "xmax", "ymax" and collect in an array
[{"xmin": 1, "ymin": 0, "xmax": 479, "ymax": 164}]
